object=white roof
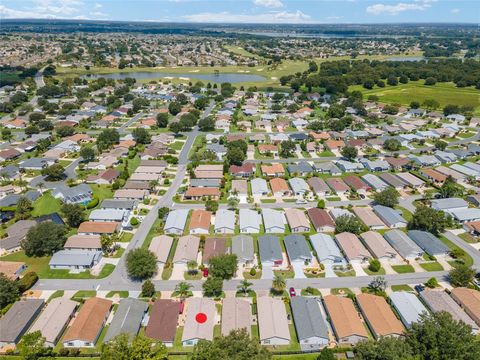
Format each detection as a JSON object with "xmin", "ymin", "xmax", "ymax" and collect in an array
[{"xmin": 389, "ymin": 291, "xmax": 428, "ymax": 328}]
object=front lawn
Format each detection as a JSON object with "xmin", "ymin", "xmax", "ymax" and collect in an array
[
  {"xmin": 391, "ymin": 284, "xmax": 414, "ymax": 292},
  {"xmin": 420, "ymin": 262, "xmax": 444, "ymax": 271},
  {"xmin": 31, "ymin": 192, "xmax": 62, "ymax": 217},
  {"xmin": 392, "ymin": 264, "xmax": 415, "ymax": 273}
]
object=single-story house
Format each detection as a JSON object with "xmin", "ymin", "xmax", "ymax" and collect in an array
[
  {"xmin": 285, "ymin": 208, "xmax": 311, "ymax": 233},
  {"xmin": 262, "ymin": 208, "xmax": 285, "ymax": 234},
  {"xmin": 181, "ymin": 298, "xmax": 215, "ymax": 346},
  {"xmin": 164, "ymin": 209, "xmax": 189, "ymax": 235},
  {"xmin": 0, "ymin": 299, "xmax": 44, "ymax": 346},
  {"xmin": 360, "ymin": 231, "xmax": 398, "ymax": 260},
  {"xmin": 189, "ymin": 209, "xmax": 212, "ymax": 235},
  {"xmin": 310, "ymin": 233, "xmax": 344, "ymax": 264},
  {"xmin": 383, "ymin": 230, "xmax": 424, "ymax": 261},
  {"xmin": 149, "ymin": 235, "xmax": 174, "ymax": 264},
  {"xmin": 231, "ymin": 235, "xmax": 255, "ymax": 267},
  {"xmin": 173, "ymin": 235, "xmax": 200, "ymax": 264},
  {"xmin": 104, "ymin": 298, "xmax": 148, "ymax": 342},
  {"xmin": 291, "ymin": 296, "xmax": 329, "ymax": 348},
  {"xmin": 335, "ymin": 232, "xmax": 371, "ymax": 263},
  {"xmin": 214, "ymin": 209, "xmax": 235, "ymax": 234},
  {"xmin": 239, "ymin": 209, "xmax": 262, "ymax": 234},
  {"xmin": 389, "ymin": 291, "xmax": 428, "ymax": 329},
  {"xmin": 221, "ymin": 298, "xmax": 251, "ymax": 336},
  {"xmin": 145, "ymin": 300, "xmax": 179, "ymax": 346},
  {"xmin": 49, "ymin": 249, "xmax": 102, "ymax": 271},
  {"xmin": 257, "ymin": 297, "xmax": 290, "ymax": 345}
]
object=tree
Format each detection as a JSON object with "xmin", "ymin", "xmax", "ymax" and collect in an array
[
  {"xmin": 141, "ymin": 280, "xmax": 156, "ymax": 297},
  {"xmin": 208, "ymin": 254, "xmax": 238, "ymax": 280},
  {"xmin": 355, "ymin": 336, "xmax": 413, "ymax": 360},
  {"xmin": 383, "ymin": 138, "xmax": 401, "ymax": 152},
  {"xmin": 16, "ymin": 196, "xmax": 32, "ymax": 219},
  {"xmin": 374, "ymin": 187, "xmax": 400, "ymax": 208},
  {"xmin": 367, "ymin": 276, "xmax": 387, "ymax": 296},
  {"xmin": 423, "ymin": 99, "xmax": 440, "ymax": 110},
  {"xmin": 101, "ymin": 333, "xmax": 168, "ymax": 360},
  {"xmin": 198, "ymin": 116, "xmax": 215, "ymax": 131},
  {"xmin": 126, "ymin": 248, "xmax": 157, "ymax": 280},
  {"xmin": 101, "ymin": 233, "xmax": 116, "ymax": 253},
  {"xmin": 191, "ymin": 329, "xmax": 271, "ymax": 360},
  {"xmin": 335, "ymin": 214, "xmax": 368, "ymax": 235},
  {"xmin": 61, "ymin": 203, "xmax": 84, "ymax": 227},
  {"xmin": 408, "ymin": 206, "xmax": 452, "ymax": 235},
  {"xmin": 156, "ymin": 112, "xmax": 169, "ymax": 128},
  {"xmin": 226, "ymin": 147, "xmax": 245, "ymax": 166},
  {"xmin": 449, "ymin": 265, "xmax": 475, "ymax": 287},
  {"xmin": 205, "ymin": 199, "xmax": 218, "ymax": 213},
  {"xmin": 56, "ymin": 125, "xmax": 75, "ymax": 138},
  {"xmin": 340, "ymin": 145, "xmax": 358, "ymax": 161},
  {"xmin": 443, "ymin": 104, "xmax": 460, "ymax": 116},
  {"xmin": 132, "ymin": 128, "xmax": 151, "ymax": 144},
  {"xmin": 237, "ymin": 279, "xmax": 252, "ymax": 295},
  {"xmin": 174, "ymin": 281, "xmax": 192, "ymax": 300},
  {"xmin": 1, "ymin": 128, "xmax": 13, "ymax": 142},
  {"xmin": 41, "ymin": 163, "xmax": 65, "ymax": 181},
  {"xmin": 80, "ymin": 146, "xmax": 95, "ymax": 163},
  {"xmin": 21, "ymin": 222, "xmax": 66, "ymax": 257},
  {"xmin": 280, "ymin": 140, "xmax": 296, "ymax": 158},
  {"xmin": 158, "ymin": 207, "xmax": 169, "ymax": 220},
  {"xmin": 406, "ymin": 312, "xmax": 480, "ymax": 360},
  {"xmin": 317, "ymin": 348, "xmax": 335, "ymax": 360},
  {"xmin": 17, "ymin": 330, "xmax": 51, "ymax": 360},
  {"xmin": 438, "ymin": 176, "xmax": 464, "ymax": 198},
  {"xmin": 97, "ymin": 129, "xmax": 120, "ymax": 151},
  {"xmin": 424, "ymin": 77, "xmax": 437, "ymax": 85},
  {"xmin": 169, "ymin": 121, "xmax": 183, "ymax": 135},
  {"xmin": 0, "ymin": 273, "xmax": 19, "ymax": 309},
  {"xmin": 271, "ymin": 273, "xmax": 286, "ymax": 294},
  {"xmin": 202, "ymin": 276, "xmax": 223, "ymax": 297},
  {"xmin": 168, "ymin": 101, "xmax": 182, "ymax": 115}
]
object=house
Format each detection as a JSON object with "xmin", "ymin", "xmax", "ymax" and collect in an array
[
  {"xmin": 329, "ymin": 208, "xmax": 352, "ymax": 221},
  {"xmin": 0, "ymin": 299, "xmax": 44, "ymax": 346},
  {"xmin": 285, "ymin": 208, "xmax": 311, "ymax": 233},
  {"xmin": 0, "ymin": 190, "xmax": 40, "ymax": 208},
  {"xmin": 361, "ymin": 159, "xmax": 390, "ymax": 172},
  {"xmin": 270, "ymin": 178, "xmax": 291, "ymax": 196},
  {"xmin": 336, "ymin": 160, "xmax": 364, "ymax": 173},
  {"xmin": 356, "ymin": 293, "xmax": 404, "ymax": 339},
  {"xmin": 409, "ymin": 155, "xmax": 441, "ymax": 167},
  {"xmin": 189, "ymin": 210, "xmax": 211, "ymax": 235},
  {"xmin": 310, "ymin": 233, "xmax": 343, "ymax": 264},
  {"xmin": 360, "ymin": 231, "xmax": 398, "ymax": 260},
  {"xmin": 420, "ymin": 290, "xmax": 479, "ymax": 333},
  {"xmin": 0, "ymin": 148, "xmax": 21, "ymax": 161},
  {"xmin": 149, "ymin": 235, "xmax": 174, "ymax": 264},
  {"xmin": 431, "ymin": 198, "xmax": 468, "ymax": 213},
  {"xmin": 291, "ymin": 297, "xmax": 329, "ymax": 348},
  {"xmin": 284, "ymin": 234, "xmax": 312, "ymax": 268},
  {"xmin": 352, "ymin": 207, "xmax": 386, "ymax": 230},
  {"xmin": 49, "ymin": 249, "xmax": 102, "ymax": 271},
  {"xmin": 464, "ymin": 221, "xmax": 480, "ymax": 235},
  {"xmin": 184, "ymin": 187, "xmax": 220, "ymax": 200},
  {"xmin": 221, "ymin": 298, "xmax": 251, "ymax": 336},
  {"xmin": 323, "ymin": 295, "xmax": 368, "ymax": 345},
  {"xmin": 251, "ymin": 178, "xmax": 269, "ymax": 196},
  {"xmin": 190, "ymin": 179, "xmax": 221, "ymax": 188},
  {"xmin": 52, "ymin": 184, "xmax": 92, "ymax": 205},
  {"xmin": 63, "ymin": 297, "xmax": 112, "ymax": 348},
  {"xmin": 384, "ymin": 157, "xmax": 410, "ymax": 171},
  {"xmin": 421, "ymin": 168, "xmax": 447, "ymax": 184},
  {"xmin": 435, "ymin": 150, "xmax": 457, "ymax": 164},
  {"xmin": 258, "ymin": 144, "xmax": 278, "ymax": 155},
  {"xmin": 450, "ymin": 288, "xmax": 480, "ymax": 327},
  {"xmin": 326, "ymin": 178, "xmax": 350, "ymax": 195},
  {"xmin": 307, "ymin": 208, "xmax": 335, "ymax": 232},
  {"xmin": 77, "ymin": 221, "xmax": 120, "ymax": 236},
  {"xmin": 261, "ymin": 163, "xmax": 284, "ymax": 177},
  {"xmin": 239, "ymin": 209, "xmax": 262, "ymax": 234},
  {"xmin": 451, "ymin": 208, "xmax": 480, "ymax": 223},
  {"xmin": 19, "ymin": 157, "xmax": 56, "ymax": 170},
  {"xmin": 89, "ymin": 209, "xmax": 128, "ymax": 224},
  {"xmin": 450, "ymin": 164, "xmax": 480, "ymax": 179},
  {"xmin": 114, "ymin": 189, "xmax": 149, "ymax": 201},
  {"xmin": 145, "ymin": 300, "xmax": 179, "ymax": 346},
  {"xmin": 173, "ymin": 235, "xmax": 200, "ymax": 264},
  {"xmin": 194, "ymin": 164, "xmax": 223, "ymax": 179},
  {"xmin": 261, "ymin": 208, "xmax": 285, "ymax": 233},
  {"xmin": 257, "ymin": 297, "xmax": 290, "ymax": 345},
  {"xmin": 334, "ymin": 232, "xmax": 371, "ymax": 263},
  {"xmin": 231, "ymin": 235, "xmax": 255, "ymax": 266},
  {"xmin": 64, "ymin": 235, "xmax": 102, "ymax": 251},
  {"xmin": 288, "ymin": 162, "xmax": 314, "ymax": 176},
  {"xmin": 307, "ymin": 177, "xmax": 330, "ymax": 197},
  {"xmin": 389, "ymin": 292, "xmax": 428, "ymax": 329},
  {"xmin": 395, "ymin": 172, "xmax": 425, "ymax": 188},
  {"xmin": 29, "ymin": 298, "xmax": 77, "ymax": 347},
  {"xmin": 203, "ymin": 237, "xmax": 226, "ymax": 265},
  {"xmin": 229, "ymin": 163, "xmax": 255, "ymax": 178},
  {"xmin": 0, "ymin": 219, "xmax": 36, "ymax": 254},
  {"xmin": 232, "ymin": 180, "xmax": 248, "ymax": 197},
  {"xmin": 383, "ymin": 230, "xmax": 424, "ymax": 261},
  {"xmin": 104, "ymin": 298, "xmax": 148, "ymax": 342},
  {"xmin": 206, "ymin": 144, "xmax": 227, "ymax": 160},
  {"xmin": 373, "ymin": 205, "xmax": 407, "ymax": 228},
  {"xmin": 288, "ymin": 177, "xmax": 310, "ymax": 196},
  {"xmin": 344, "ymin": 175, "xmax": 370, "ymax": 194},
  {"xmin": 258, "ymin": 235, "xmax": 283, "ymax": 267},
  {"xmin": 164, "ymin": 209, "xmax": 189, "ymax": 235},
  {"xmin": 407, "ymin": 230, "xmax": 450, "ymax": 256},
  {"xmin": 362, "ymin": 174, "xmax": 388, "ymax": 191},
  {"xmin": 86, "ymin": 169, "xmax": 120, "ymax": 185},
  {"xmin": 214, "ymin": 209, "xmax": 235, "ymax": 234},
  {"xmin": 379, "ymin": 173, "xmax": 408, "ymax": 189},
  {"xmin": 182, "ymin": 298, "xmax": 215, "ymax": 346},
  {"xmin": 101, "ymin": 199, "xmax": 137, "ymax": 211}
]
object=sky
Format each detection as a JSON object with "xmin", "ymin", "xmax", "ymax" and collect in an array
[{"xmin": 0, "ymin": 0, "xmax": 478, "ymax": 24}]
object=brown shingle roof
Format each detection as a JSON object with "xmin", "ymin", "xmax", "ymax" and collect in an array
[
  {"xmin": 145, "ymin": 300, "xmax": 179, "ymax": 342},
  {"xmin": 323, "ymin": 295, "xmax": 368, "ymax": 340},
  {"xmin": 78, "ymin": 221, "xmax": 119, "ymax": 234},
  {"xmin": 203, "ymin": 237, "xmax": 226, "ymax": 263},
  {"xmin": 307, "ymin": 208, "xmax": 335, "ymax": 230},
  {"xmin": 189, "ymin": 210, "xmax": 212, "ymax": 231}
]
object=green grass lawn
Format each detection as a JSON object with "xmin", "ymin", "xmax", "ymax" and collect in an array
[
  {"xmin": 391, "ymin": 284, "xmax": 414, "ymax": 292},
  {"xmin": 0, "ymin": 251, "xmax": 115, "ymax": 279},
  {"xmin": 350, "ymin": 81, "xmax": 480, "ymax": 114},
  {"xmin": 420, "ymin": 262, "xmax": 444, "ymax": 271},
  {"xmin": 331, "ymin": 288, "xmax": 354, "ymax": 296},
  {"xmin": 438, "ymin": 235, "xmax": 473, "ymax": 267},
  {"xmin": 334, "ymin": 269, "xmax": 356, "ymax": 277},
  {"xmin": 392, "ymin": 264, "xmax": 415, "ymax": 273},
  {"xmin": 31, "ymin": 192, "xmax": 62, "ymax": 217},
  {"xmin": 169, "ymin": 141, "xmax": 185, "ymax": 151},
  {"xmin": 363, "ymin": 266, "xmax": 386, "ymax": 275},
  {"xmin": 458, "ymin": 232, "xmax": 478, "ymax": 244},
  {"xmin": 106, "ymin": 291, "xmax": 129, "ymax": 298},
  {"xmin": 273, "ymin": 270, "xmax": 295, "ymax": 279},
  {"xmin": 72, "ymin": 290, "xmax": 96, "ymax": 299},
  {"xmin": 90, "ymin": 184, "xmax": 114, "ymax": 205}
]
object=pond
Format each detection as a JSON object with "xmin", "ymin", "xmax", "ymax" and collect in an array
[
  {"xmin": 386, "ymin": 56, "xmax": 425, "ymax": 62},
  {"xmin": 81, "ymin": 71, "xmax": 266, "ymax": 83}
]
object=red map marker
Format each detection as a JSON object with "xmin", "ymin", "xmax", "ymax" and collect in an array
[{"xmin": 195, "ymin": 312, "xmax": 207, "ymax": 324}]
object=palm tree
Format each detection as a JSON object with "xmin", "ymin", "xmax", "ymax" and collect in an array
[
  {"xmin": 237, "ymin": 279, "xmax": 253, "ymax": 295},
  {"xmin": 228, "ymin": 196, "xmax": 239, "ymax": 210},
  {"xmin": 37, "ymin": 181, "xmax": 44, "ymax": 194},
  {"xmin": 174, "ymin": 281, "xmax": 192, "ymax": 300},
  {"xmin": 272, "ymin": 273, "xmax": 286, "ymax": 294}
]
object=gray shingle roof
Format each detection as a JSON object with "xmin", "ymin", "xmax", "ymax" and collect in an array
[
  {"xmin": 372, "ymin": 205, "xmax": 406, "ymax": 227},
  {"xmin": 0, "ymin": 299, "xmax": 44, "ymax": 344},
  {"xmin": 290, "ymin": 297, "xmax": 329, "ymax": 342},
  {"xmin": 383, "ymin": 229, "xmax": 424, "ymax": 259},
  {"xmin": 284, "ymin": 234, "xmax": 312, "ymax": 262},
  {"xmin": 104, "ymin": 298, "xmax": 148, "ymax": 342},
  {"xmin": 231, "ymin": 235, "xmax": 254, "ymax": 263},
  {"xmin": 259, "ymin": 235, "xmax": 282, "ymax": 263},
  {"xmin": 407, "ymin": 230, "xmax": 449, "ymax": 256}
]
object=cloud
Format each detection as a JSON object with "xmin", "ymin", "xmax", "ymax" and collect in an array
[
  {"xmin": 326, "ymin": 16, "xmax": 344, "ymax": 20},
  {"xmin": 94, "ymin": 3, "xmax": 102, "ymax": 9},
  {"xmin": 183, "ymin": 10, "xmax": 311, "ymax": 23},
  {"xmin": 366, "ymin": 0, "xmax": 435, "ymax": 15},
  {"xmin": 253, "ymin": 0, "xmax": 283, "ymax": 8},
  {"xmin": 0, "ymin": 0, "xmax": 108, "ymax": 19},
  {"xmin": 451, "ymin": 8, "xmax": 460, "ymax": 14}
]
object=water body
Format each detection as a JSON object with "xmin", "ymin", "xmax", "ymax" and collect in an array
[
  {"xmin": 386, "ymin": 56, "xmax": 425, "ymax": 62},
  {"xmin": 81, "ymin": 72, "xmax": 266, "ymax": 83}
]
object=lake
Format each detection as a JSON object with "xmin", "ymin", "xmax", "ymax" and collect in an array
[
  {"xmin": 386, "ymin": 56, "xmax": 425, "ymax": 62},
  {"xmin": 81, "ymin": 71, "xmax": 266, "ymax": 83}
]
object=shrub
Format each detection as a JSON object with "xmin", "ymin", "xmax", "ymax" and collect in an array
[
  {"xmin": 130, "ymin": 217, "xmax": 139, "ymax": 226},
  {"xmin": 86, "ymin": 197, "xmax": 99, "ymax": 209},
  {"xmin": 368, "ymin": 259, "xmax": 381, "ymax": 273},
  {"xmin": 249, "ymin": 268, "xmax": 256, "ymax": 276},
  {"xmin": 18, "ymin": 271, "xmax": 39, "ymax": 293},
  {"xmin": 425, "ymin": 277, "xmax": 439, "ymax": 288}
]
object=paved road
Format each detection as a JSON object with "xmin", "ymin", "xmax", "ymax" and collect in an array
[
  {"xmin": 119, "ymin": 112, "xmax": 145, "ymax": 134},
  {"xmin": 30, "ymin": 157, "xmax": 83, "ymax": 189}
]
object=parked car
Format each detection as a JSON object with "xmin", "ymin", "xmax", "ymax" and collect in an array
[
  {"xmin": 414, "ymin": 284, "xmax": 425, "ymax": 293},
  {"xmin": 289, "ymin": 287, "xmax": 296, "ymax": 297},
  {"xmin": 295, "ymin": 199, "xmax": 307, "ymax": 204}
]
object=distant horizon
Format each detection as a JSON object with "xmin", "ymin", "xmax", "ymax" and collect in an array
[{"xmin": 1, "ymin": 0, "xmax": 479, "ymax": 24}]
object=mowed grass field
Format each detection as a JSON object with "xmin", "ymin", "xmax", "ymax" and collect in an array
[{"xmin": 350, "ymin": 81, "xmax": 480, "ymax": 114}]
